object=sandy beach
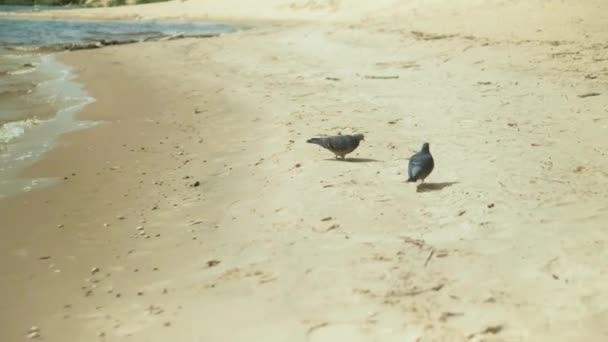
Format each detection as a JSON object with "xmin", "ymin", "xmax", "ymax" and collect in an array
[{"xmin": 2, "ymin": 1, "xmax": 608, "ymax": 341}]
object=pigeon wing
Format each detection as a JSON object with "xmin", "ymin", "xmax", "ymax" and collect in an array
[{"xmin": 408, "ymin": 153, "xmax": 433, "ymax": 181}]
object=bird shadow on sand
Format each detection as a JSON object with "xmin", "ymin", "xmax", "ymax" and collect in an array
[
  {"xmin": 324, "ymin": 158, "xmax": 381, "ymax": 163},
  {"xmin": 416, "ymin": 181, "xmax": 458, "ymax": 193}
]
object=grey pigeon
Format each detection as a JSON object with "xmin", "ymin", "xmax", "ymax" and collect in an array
[
  {"xmin": 407, "ymin": 142, "xmax": 434, "ymax": 183},
  {"xmin": 307, "ymin": 134, "xmax": 365, "ymax": 159}
]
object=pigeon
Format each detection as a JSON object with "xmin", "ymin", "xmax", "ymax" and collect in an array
[
  {"xmin": 307, "ymin": 134, "xmax": 365, "ymax": 159},
  {"xmin": 407, "ymin": 142, "xmax": 434, "ymax": 183}
]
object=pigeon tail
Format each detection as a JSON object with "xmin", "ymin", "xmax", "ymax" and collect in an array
[
  {"xmin": 306, "ymin": 138, "xmax": 323, "ymax": 145},
  {"xmin": 307, "ymin": 138, "xmax": 330, "ymax": 150}
]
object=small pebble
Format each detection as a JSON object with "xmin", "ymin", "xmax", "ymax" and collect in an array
[
  {"xmin": 103, "ymin": 223, "xmax": 110, "ymax": 228},
  {"xmin": 91, "ymin": 267, "xmax": 100, "ymax": 275},
  {"xmin": 57, "ymin": 224, "xmax": 64, "ymax": 229}
]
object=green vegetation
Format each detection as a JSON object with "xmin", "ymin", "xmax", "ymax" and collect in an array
[
  {"xmin": 0, "ymin": 0, "xmax": 168, "ymax": 6},
  {"xmin": 133, "ymin": 0, "xmax": 165, "ymax": 4},
  {"xmin": 0, "ymin": 0, "xmax": 85, "ymax": 5}
]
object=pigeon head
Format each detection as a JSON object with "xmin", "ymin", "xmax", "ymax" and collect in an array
[
  {"xmin": 353, "ymin": 133, "xmax": 365, "ymax": 141},
  {"xmin": 421, "ymin": 142, "xmax": 430, "ymax": 153}
]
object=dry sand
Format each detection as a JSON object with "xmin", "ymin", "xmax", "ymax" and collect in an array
[{"xmin": 2, "ymin": 1, "xmax": 608, "ymax": 341}]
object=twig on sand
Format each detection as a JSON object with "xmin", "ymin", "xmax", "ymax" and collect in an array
[
  {"xmin": 399, "ymin": 236, "xmax": 428, "ymax": 249},
  {"xmin": 307, "ymin": 322, "xmax": 330, "ymax": 336},
  {"xmin": 468, "ymin": 325, "xmax": 504, "ymax": 339},
  {"xmin": 363, "ymin": 75, "xmax": 400, "ymax": 80},
  {"xmin": 424, "ymin": 249, "xmax": 435, "ymax": 267},
  {"xmin": 411, "ymin": 31, "xmax": 456, "ymax": 40},
  {"xmin": 440, "ymin": 311, "xmax": 464, "ymax": 322},
  {"xmin": 532, "ymin": 176, "xmax": 568, "ymax": 184},
  {"xmin": 326, "ymin": 224, "xmax": 340, "ymax": 232},
  {"xmin": 577, "ymin": 92, "xmax": 600, "ymax": 98}
]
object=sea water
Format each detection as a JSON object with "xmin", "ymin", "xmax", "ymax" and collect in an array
[{"xmin": 0, "ymin": 6, "xmax": 237, "ymax": 198}]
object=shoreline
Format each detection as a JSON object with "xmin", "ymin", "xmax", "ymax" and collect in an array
[
  {"xmin": 0, "ymin": 38, "xmax": 220, "ymax": 340},
  {"xmin": 0, "ymin": 16, "xmax": 241, "ymax": 52},
  {"xmin": 2, "ymin": 1, "xmax": 608, "ymax": 341},
  {"xmin": 0, "ymin": 17, "xmax": 240, "ymax": 198},
  {"xmin": 0, "ymin": 11, "xmax": 275, "ymax": 27},
  {"xmin": 0, "ymin": 5, "xmax": 317, "ymax": 27},
  {"xmin": 0, "ymin": 52, "xmax": 95, "ymax": 198}
]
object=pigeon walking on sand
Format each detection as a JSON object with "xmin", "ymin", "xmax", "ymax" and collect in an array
[
  {"xmin": 307, "ymin": 134, "xmax": 364, "ymax": 160},
  {"xmin": 407, "ymin": 142, "xmax": 434, "ymax": 184}
]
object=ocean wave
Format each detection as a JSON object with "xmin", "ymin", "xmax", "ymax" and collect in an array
[
  {"xmin": 0, "ymin": 118, "xmax": 45, "ymax": 144},
  {"xmin": 0, "ymin": 52, "xmax": 34, "ymax": 59},
  {"xmin": 5, "ymin": 45, "xmax": 41, "ymax": 52},
  {"xmin": 0, "ymin": 87, "xmax": 33, "ymax": 99},
  {"xmin": 7, "ymin": 64, "xmax": 37, "ymax": 76},
  {"xmin": 0, "ymin": 49, "xmax": 97, "ymax": 198}
]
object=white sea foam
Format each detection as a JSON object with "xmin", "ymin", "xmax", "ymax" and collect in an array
[
  {"xmin": 1, "ymin": 53, "xmax": 34, "ymax": 59},
  {"xmin": 15, "ymin": 150, "xmax": 34, "ymax": 161},
  {"xmin": 0, "ymin": 118, "xmax": 45, "ymax": 144},
  {"xmin": 8, "ymin": 66, "xmax": 37, "ymax": 75},
  {"xmin": 0, "ymin": 53, "xmax": 97, "ymax": 198},
  {"xmin": 11, "ymin": 45, "xmax": 39, "ymax": 52}
]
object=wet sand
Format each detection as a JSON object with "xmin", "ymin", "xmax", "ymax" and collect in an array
[{"xmin": 1, "ymin": 1, "xmax": 608, "ymax": 341}]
